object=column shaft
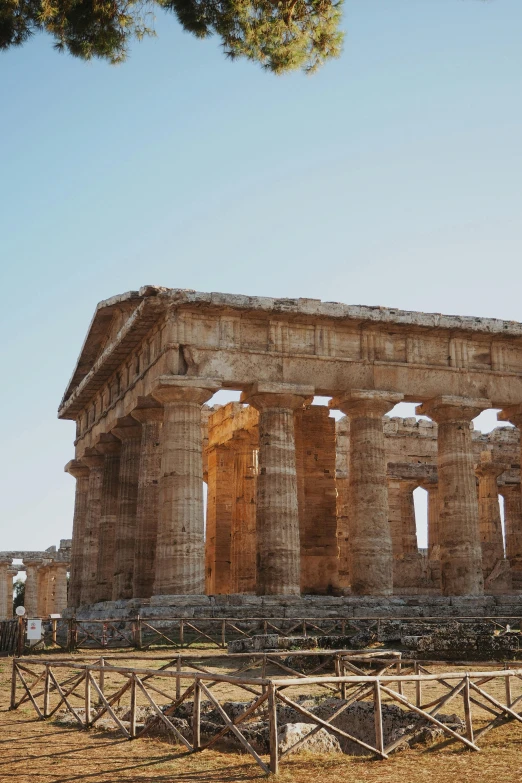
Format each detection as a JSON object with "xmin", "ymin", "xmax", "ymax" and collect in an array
[
  {"xmin": 387, "ymin": 479, "xmax": 403, "ymax": 557},
  {"xmin": 205, "ymin": 446, "xmax": 234, "ymax": 594},
  {"xmin": 500, "ymin": 485, "xmax": 522, "ymax": 588},
  {"xmin": 81, "ymin": 451, "xmax": 105, "ymax": 605},
  {"xmin": 94, "ymin": 435, "xmax": 121, "ymax": 602},
  {"xmin": 230, "ymin": 433, "xmax": 257, "ymax": 594},
  {"xmin": 417, "ymin": 396, "xmax": 489, "ymax": 595},
  {"xmin": 65, "ymin": 461, "xmax": 90, "ymax": 608},
  {"xmin": 331, "ymin": 390, "xmax": 403, "ymax": 596},
  {"xmin": 132, "ymin": 406, "xmax": 163, "ymax": 598},
  {"xmin": 475, "ymin": 452, "xmax": 505, "ymax": 576},
  {"xmin": 24, "ymin": 563, "xmax": 39, "ymax": 616},
  {"xmin": 335, "ymin": 418, "xmax": 350, "ymax": 589},
  {"xmin": 401, "ymin": 481, "xmax": 418, "ymax": 554},
  {"xmin": 112, "ymin": 420, "xmax": 142, "ymax": 600},
  {"xmin": 0, "ymin": 563, "xmax": 9, "ymax": 621}
]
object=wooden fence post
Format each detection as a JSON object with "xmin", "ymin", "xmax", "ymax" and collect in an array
[
  {"xmin": 180, "ymin": 619, "xmax": 184, "ymax": 648},
  {"xmin": 374, "ymin": 680, "xmax": 384, "ymax": 755},
  {"xmin": 16, "ymin": 616, "xmax": 25, "ymax": 657},
  {"xmin": 505, "ymin": 664, "xmax": 512, "ymax": 708},
  {"xmin": 85, "ymin": 667, "xmax": 92, "ymax": 728},
  {"xmin": 463, "ymin": 676, "xmax": 474, "ymax": 743},
  {"xmin": 268, "ymin": 682, "xmax": 279, "ymax": 775},
  {"xmin": 176, "ymin": 655, "xmax": 182, "ymax": 700},
  {"xmin": 99, "ymin": 657, "xmax": 105, "ymax": 700},
  {"xmin": 10, "ymin": 659, "xmax": 17, "ymax": 709},
  {"xmin": 193, "ymin": 678, "xmax": 201, "ymax": 751},
  {"xmin": 221, "ymin": 620, "xmax": 226, "ymax": 649},
  {"xmin": 396, "ymin": 659, "xmax": 403, "ymax": 696},
  {"xmin": 129, "ymin": 675, "xmax": 137, "ymax": 738},
  {"xmin": 261, "ymin": 655, "xmax": 267, "ymax": 696},
  {"xmin": 414, "ymin": 661, "xmax": 422, "ymax": 707},
  {"xmin": 43, "ymin": 665, "xmax": 51, "ymax": 718}
]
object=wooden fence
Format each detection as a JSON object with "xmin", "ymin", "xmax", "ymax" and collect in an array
[
  {"xmin": 8, "ymin": 614, "xmax": 522, "ymax": 653},
  {"xmin": 10, "ymin": 653, "xmax": 522, "ymax": 773}
]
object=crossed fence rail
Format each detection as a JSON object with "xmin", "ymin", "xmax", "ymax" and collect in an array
[
  {"xmin": 4, "ymin": 614, "xmax": 522, "ymax": 654},
  {"xmin": 10, "ymin": 651, "xmax": 522, "ymax": 773}
]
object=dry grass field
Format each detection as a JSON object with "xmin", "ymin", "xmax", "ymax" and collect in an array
[{"xmin": 2, "ymin": 651, "xmax": 522, "ymax": 783}]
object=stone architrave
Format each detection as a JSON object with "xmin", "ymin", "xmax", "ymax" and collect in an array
[
  {"xmin": 499, "ymin": 484, "xmax": 522, "ymax": 589},
  {"xmin": 205, "ymin": 444, "xmax": 234, "ymax": 594},
  {"xmin": 0, "ymin": 561, "xmax": 10, "ymax": 620},
  {"xmin": 94, "ymin": 434, "xmax": 121, "ymax": 602},
  {"xmin": 131, "ymin": 401, "xmax": 163, "ymax": 599},
  {"xmin": 81, "ymin": 449, "xmax": 106, "ymax": 605},
  {"xmin": 111, "ymin": 418, "xmax": 142, "ymax": 600},
  {"xmin": 241, "ymin": 382, "xmax": 314, "ymax": 596},
  {"xmin": 64, "ymin": 460, "xmax": 90, "ymax": 608},
  {"xmin": 24, "ymin": 561, "xmax": 40, "ymax": 616},
  {"xmin": 417, "ymin": 396, "xmax": 491, "ymax": 596},
  {"xmin": 151, "ymin": 376, "xmax": 221, "ymax": 595},
  {"xmin": 230, "ymin": 430, "xmax": 257, "ymax": 594},
  {"xmin": 475, "ymin": 450, "xmax": 507, "ymax": 577},
  {"xmin": 329, "ymin": 390, "xmax": 403, "ymax": 596}
]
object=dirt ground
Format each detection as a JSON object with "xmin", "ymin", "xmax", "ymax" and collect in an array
[{"xmin": 2, "ymin": 650, "xmax": 522, "ymax": 783}]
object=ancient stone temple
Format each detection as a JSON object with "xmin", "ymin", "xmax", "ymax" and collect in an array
[
  {"xmin": 0, "ymin": 541, "xmax": 71, "ymax": 619},
  {"xmin": 59, "ymin": 286, "xmax": 522, "ymax": 608}
]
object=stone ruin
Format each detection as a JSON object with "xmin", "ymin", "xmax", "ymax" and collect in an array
[
  {"xmin": 58, "ymin": 286, "xmax": 522, "ymax": 613},
  {"xmin": 0, "ymin": 541, "xmax": 71, "ymax": 620}
]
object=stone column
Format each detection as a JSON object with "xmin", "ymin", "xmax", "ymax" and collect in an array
[
  {"xmin": 0, "ymin": 561, "xmax": 10, "ymax": 620},
  {"xmin": 205, "ymin": 445, "xmax": 234, "ymax": 594},
  {"xmin": 52, "ymin": 563, "xmax": 69, "ymax": 614},
  {"xmin": 334, "ymin": 417, "xmax": 350, "ymax": 590},
  {"xmin": 65, "ymin": 460, "xmax": 90, "ymax": 608},
  {"xmin": 230, "ymin": 430, "xmax": 257, "ymax": 594},
  {"xmin": 329, "ymin": 390, "xmax": 403, "ymax": 596},
  {"xmin": 6, "ymin": 570, "xmax": 15, "ymax": 618},
  {"xmin": 242, "ymin": 382, "xmax": 314, "ymax": 596},
  {"xmin": 417, "ymin": 396, "xmax": 490, "ymax": 596},
  {"xmin": 499, "ymin": 484, "xmax": 522, "ymax": 589},
  {"xmin": 131, "ymin": 402, "xmax": 163, "ymax": 599},
  {"xmin": 400, "ymin": 480, "xmax": 418, "ymax": 553},
  {"xmin": 294, "ymin": 405, "xmax": 339, "ymax": 594},
  {"xmin": 94, "ymin": 434, "xmax": 121, "ymax": 603},
  {"xmin": 151, "ymin": 376, "xmax": 221, "ymax": 595},
  {"xmin": 475, "ymin": 450, "xmax": 506, "ymax": 576},
  {"xmin": 37, "ymin": 566, "xmax": 50, "ymax": 616},
  {"xmin": 81, "ymin": 449, "xmax": 105, "ymax": 605},
  {"xmin": 387, "ymin": 479, "xmax": 403, "ymax": 557},
  {"xmin": 425, "ymin": 483, "xmax": 440, "ymax": 553},
  {"xmin": 111, "ymin": 418, "xmax": 142, "ymax": 600},
  {"xmin": 24, "ymin": 561, "xmax": 40, "ymax": 616}
]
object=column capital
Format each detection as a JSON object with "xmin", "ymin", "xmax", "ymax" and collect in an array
[
  {"xmin": 498, "ymin": 404, "xmax": 522, "ymax": 428},
  {"xmin": 474, "ymin": 450, "xmax": 507, "ymax": 480},
  {"xmin": 81, "ymin": 448, "xmax": 105, "ymax": 470},
  {"xmin": 64, "ymin": 459, "xmax": 90, "ymax": 480},
  {"xmin": 151, "ymin": 375, "xmax": 221, "ymax": 405},
  {"xmin": 416, "ymin": 395, "xmax": 490, "ymax": 423},
  {"xmin": 131, "ymin": 400, "xmax": 164, "ymax": 425},
  {"xmin": 95, "ymin": 433, "xmax": 121, "ymax": 455},
  {"xmin": 329, "ymin": 389, "xmax": 403, "ymax": 417},
  {"xmin": 111, "ymin": 416, "xmax": 142, "ymax": 441},
  {"xmin": 241, "ymin": 382, "xmax": 314, "ymax": 411}
]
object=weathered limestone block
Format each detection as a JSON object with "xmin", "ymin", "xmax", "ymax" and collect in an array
[
  {"xmin": 242, "ymin": 382, "xmax": 314, "ymax": 595},
  {"xmin": 278, "ymin": 723, "xmax": 342, "ymax": 754},
  {"xmin": 335, "ymin": 417, "xmax": 350, "ymax": 589},
  {"xmin": 0, "ymin": 561, "xmax": 10, "ymax": 620},
  {"xmin": 230, "ymin": 431, "xmax": 257, "ymax": 594},
  {"xmin": 81, "ymin": 449, "xmax": 105, "ymax": 605},
  {"xmin": 205, "ymin": 444, "xmax": 234, "ymax": 594},
  {"xmin": 330, "ymin": 390, "xmax": 403, "ymax": 596},
  {"xmin": 294, "ymin": 406, "xmax": 338, "ymax": 594},
  {"xmin": 417, "ymin": 397, "xmax": 490, "ymax": 596},
  {"xmin": 131, "ymin": 402, "xmax": 163, "ymax": 599},
  {"xmin": 475, "ymin": 450, "xmax": 507, "ymax": 579},
  {"xmin": 65, "ymin": 460, "xmax": 90, "ymax": 608},
  {"xmin": 152, "ymin": 377, "xmax": 221, "ymax": 595},
  {"xmin": 94, "ymin": 434, "xmax": 121, "ymax": 602},
  {"xmin": 112, "ymin": 417, "xmax": 142, "ymax": 600}
]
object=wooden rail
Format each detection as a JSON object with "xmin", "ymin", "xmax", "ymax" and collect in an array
[
  {"xmin": 10, "ymin": 614, "xmax": 522, "ymax": 653},
  {"xmin": 9, "ymin": 654, "xmax": 522, "ymax": 773}
]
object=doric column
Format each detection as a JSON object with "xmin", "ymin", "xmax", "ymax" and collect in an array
[
  {"xmin": 51, "ymin": 563, "xmax": 69, "ymax": 613},
  {"xmin": 131, "ymin": 402, "xmax": 163, "ymax": 598},
  {"xmin": 151, "ymin": 376, "xmax": 221, "ymax": 595},
  {"xmin": 65, "ymin": 460, "xmax": 90, "ymax": 608},
  {"xmin": 425, "ymin": 483, "xmax": 440, "ymax": 554},
  {"xmin": 417, "ymin": 396, "xmax": 490, "ymax": 595},
  {"xmin": 111, "ymin": 418, "xmax": 142, "ymax": 600},
  {"xmin": 205, "ymin": 444, "xmax": 234, "ymax": 594},
  {"xmin": 334, "ymin": 417, "xmax": 350, "ymax": 590},
  {"xmin": 241, "ymin": 382, "xmax": 314, "ymax": 596},
  {"xmin": 230, "ymin": 430, "xmax": 257, "ymax": 594},
  {"xmin": 499, "ymin": 484, "xmax": 522, "ymax": 588},
  {"xmin": 0, "ymin": 561, "xmax": 10, "ymax": 620},
  {"xmin": 294, "ymin": 405, "xmax": 339, "ymax": 595},
  {"xmin": 24, "ymin": 561, "xmax": 40, "ymax": 616},
  {"xmin": 387, "ymin": 479, "xmax": 403, "ymax": 557},
  {"xmin": 6, "ymin": 570, "xmax": 16, "ymax": 618},
  {"xmin": 37, "ymin": 566, "xmax": 50, "ymax": 616},
  {"xmin": 329, "ymin": 390, "xmax": 403, "ymax": 596},
  {"xmin": 475, "ymin": 450, "xmax": 506, "ymax": 576},
  {"xmin": 400, "ymin": 480, "xmax": 418, "ymax": 554},
  {"xmin": 94, "ymin": 434, "xmax": 121, "ymax": 602},
  {"xmin": 81, "ymin": 449, "xmax": 105, "ymax": 605}
]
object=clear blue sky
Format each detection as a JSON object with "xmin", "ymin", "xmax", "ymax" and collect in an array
[{"xmin": 1, "ymin": 0, "xmax": 521, "ymax": 552}]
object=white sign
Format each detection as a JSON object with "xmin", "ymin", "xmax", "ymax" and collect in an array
[
  {"xmin": 26, "ymin": 619, "xmax": 42, "ymax": 640},
  {"xmin": 15, "ymin": 606, "xmax": 26, "ymax": 617},
  {"xmin": 49, "ymin": 614, "xmax": 61, "ymax": 619}
]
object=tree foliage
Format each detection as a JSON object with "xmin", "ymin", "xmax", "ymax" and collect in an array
[
  {"xmin": 0, "ymin": 0, "xmax": 343, "ymax": 72},
  {"xmin": 13, "ymin": 578, "xmax": 25, "ymax": 613}
]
